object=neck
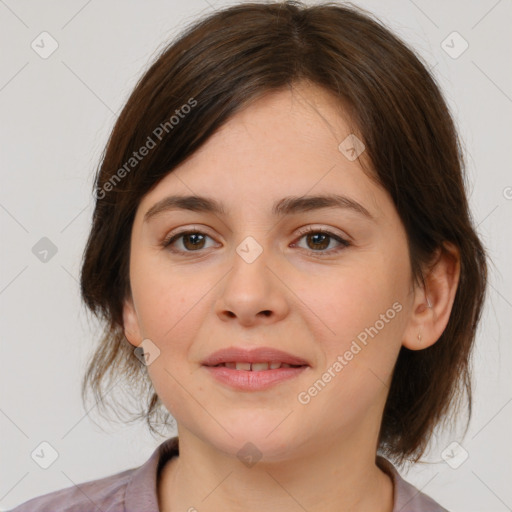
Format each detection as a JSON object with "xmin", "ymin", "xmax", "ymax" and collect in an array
[{"xmin": 158, "ymin": 429, "xmax": 394, "ymax": 512}]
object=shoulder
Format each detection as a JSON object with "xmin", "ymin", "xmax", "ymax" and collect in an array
[
  {"xmin": 7, "ymin": 468, "xmax": 136, "ymax": 512},
  {"xmin": 377, "ymin": 456, "xmax": 450, "ymax": 512},
  {"xmin": 8, "ymin": 436, "xmax": 180, "ymax": 512}
]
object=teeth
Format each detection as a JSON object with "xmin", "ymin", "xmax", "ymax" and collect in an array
[
  {"xmin": 251, "ymin": 362, "xmax": 269, "ymax": 372},
  {"xmin": 217, "ymin": 362, "xmax": 300, "ymax": 371}
]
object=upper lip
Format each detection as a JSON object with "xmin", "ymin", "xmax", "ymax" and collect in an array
[{"xmin": 202, "ymin": 346, "xmax": 310, "ymax": 366}]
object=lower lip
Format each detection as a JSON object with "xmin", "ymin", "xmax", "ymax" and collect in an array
[{"xmin": 202, "ymin": 365, "xmax": 309, "ymax": 391}]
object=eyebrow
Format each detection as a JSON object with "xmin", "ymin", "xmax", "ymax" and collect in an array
[{"xmin": 143, "ymin": 193, "xmax": 374, "ymax": 222}]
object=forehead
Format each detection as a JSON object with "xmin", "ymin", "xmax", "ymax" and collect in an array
[{"xmin": 137, "ymin": 83, "xmax": 386, "ymax": 220}]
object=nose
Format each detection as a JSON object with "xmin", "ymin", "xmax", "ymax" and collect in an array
[{"xmin": 215, "ymin": 242, "xmax": 289, "ymax": 327}]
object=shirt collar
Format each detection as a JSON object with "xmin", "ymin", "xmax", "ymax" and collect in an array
[
  {"xmin": 124, "ymin": 436, "xmax": 179, "ymax": 512},
  {"xmin": 123, "ymin": 437, "xmax": 443, "ymax": 512},
  {"xmin": 377, "ymin": 455, "xmax": 447, "ymax": 512}
]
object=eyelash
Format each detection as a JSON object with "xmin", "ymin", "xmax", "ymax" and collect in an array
[{"xmin": 162, "ymin": 226, "xmax": 351, "ymax": 257}]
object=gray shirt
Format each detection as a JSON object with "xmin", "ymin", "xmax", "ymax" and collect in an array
[{"xmin": 9, "ymin": 436, "xmax": 448, "ymax": 511}]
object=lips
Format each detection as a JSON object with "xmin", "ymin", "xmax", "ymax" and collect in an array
[
  {"xmin": 215, "ymin": 362, "xmax": 300, "ymax": 371},
  {"xmin": 202, "ymin": 346, "xmax": 310, "ymax": 391},
  {"xmin": 201, "ymin": 346, "xmax": 310, "ymax": 368}
]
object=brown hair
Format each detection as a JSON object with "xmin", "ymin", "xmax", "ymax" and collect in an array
[{"xmin": 80, "ymin": 0, "xmax": 487, "ymax": 464}]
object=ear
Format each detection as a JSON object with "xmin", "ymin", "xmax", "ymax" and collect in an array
[
  {"xmin": 402, "ymin": 241, "xmax": 460, "ymax": 350},
  {"xmin": 122, "ymin": 295, "xmax": 143, "ymax": 348}
]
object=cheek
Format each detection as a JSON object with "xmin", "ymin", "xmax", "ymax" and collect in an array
[
  {"xmin": 312, "ymin": 248, "xmax": 410, "ymax": 378},
  {"xmin": 130, "ymin": 252, "xmax": 206, "ymax": 340},
  {"xmin": 296, "ymin": 273, "xmax": 407, "ymax": 432},
  {"xmin": 321, "ymin": 262, "xmax": 406, "ymax": 334}
]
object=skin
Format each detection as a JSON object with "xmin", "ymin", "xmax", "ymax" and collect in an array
[{"xmin": 123, "ymin": 81, "xmax": 460, "ymax": 512}]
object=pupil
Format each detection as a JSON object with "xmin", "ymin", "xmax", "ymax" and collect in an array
[
  {"xmin": 184, "ymin": 233, "xmax": 205, "ymax": 250},
  {"xmin": 308, "ymin": 233, "xmax": 328, "ymax": 250},
  {"xmin": 181, "ymin": 233, "xmax": 330, "ymax": 251}
]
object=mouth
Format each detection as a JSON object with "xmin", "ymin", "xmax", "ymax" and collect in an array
[
  {"xmin": 201, "ymin": 346, "xmax": 310, "ymax": 391},
  {"xmin": 209, "ymin": 362, "xmax": 305, "ymax": 371},
  {"xmin": 201, "ymin": 346, "xmax": 310, "ymax": 368}
]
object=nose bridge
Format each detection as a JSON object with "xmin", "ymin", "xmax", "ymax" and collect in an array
[
  {"xmin": 215, "ymin": 232, "xmax": 288, "ymax": 323},
  {"xmin": 230, "ymin": 233, "xmax": 272, "ymax": 296}
]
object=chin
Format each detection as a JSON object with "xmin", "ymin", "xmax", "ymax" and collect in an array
[{"xmin": 203, "ymin": 415, "xmax": 307, "ymax": 463}]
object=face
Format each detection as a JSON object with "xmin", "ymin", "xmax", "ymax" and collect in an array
[{"xmin": 123, "ymin": 83, "xmax": 417, "ymax": 462}]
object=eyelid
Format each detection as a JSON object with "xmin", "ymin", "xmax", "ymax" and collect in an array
[
  {"xmin": 162, "ymin": 225, "xmax": 217, "ymax": 246},
  {"xmin": 294, "ymin": 224, "xmax": 351, "ymax": 240},
  {"xmin": 161, "ymin": 224, "xmax": 352, "ymax": 256},
  {"xmin": 292, "ymin": 225, "xmax": 352, "ymax": 255},
  {"xmin": 161, "ymin": 225, "xmax": 348, "ymax": 241}
]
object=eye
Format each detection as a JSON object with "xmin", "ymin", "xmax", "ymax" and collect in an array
[
  {"xmin": 162, "ymin": 226, "xmax": 351, "ymax": 256},
  {"xmin": 162, "ymin": 229, "xmax": 217, "ymax": 254},
  {"xmin": 292, "ymin": 226, "xmax": 351, "ymax": 256}
]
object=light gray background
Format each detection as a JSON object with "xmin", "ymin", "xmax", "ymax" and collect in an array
[{"xmin": 1, "ymin": 0, "xmax": 511, "ymax": 510}]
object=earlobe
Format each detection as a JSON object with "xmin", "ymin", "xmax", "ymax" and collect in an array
[
  {"xmin": 122, "ymin": 296, "xmax": 142, "ymax": 347},
  {"xmin": 403, "ymin": 242, "xmax": 460, "ymax": 351}
]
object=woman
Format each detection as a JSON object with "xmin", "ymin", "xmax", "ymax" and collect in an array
[{"xmin": 10, "ymin": 1, "xmax": 487, "ymax": 511}]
